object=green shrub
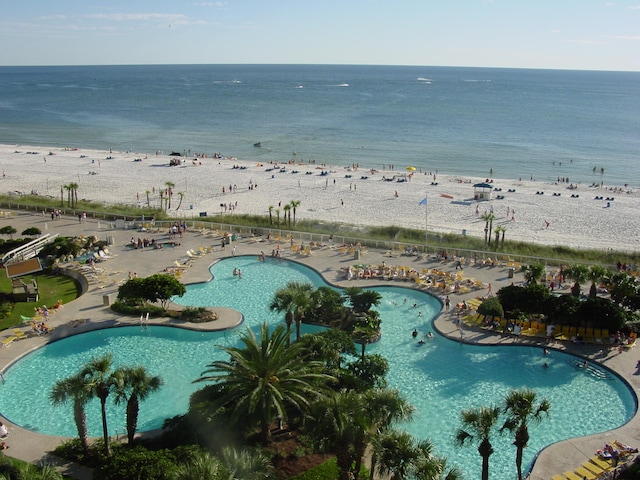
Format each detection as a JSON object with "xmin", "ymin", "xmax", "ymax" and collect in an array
[
  {"xmin": 110, "ymin": 300, "xmax": 166, "ymax": 318},
  {"xmin": 289, "ymin": 458, "xmax": 339, "ymax": 480},
  {"xmin": 179, "ymin": 307, "xmax": 206, "ymax": 322},
  {"xmin": 94, "ymin": 445, "xmax": 177, "ymax": 480}
]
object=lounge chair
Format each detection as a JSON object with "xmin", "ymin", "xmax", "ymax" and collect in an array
[
  {"xmin": 1, "ymin": 336, "xmax": 17, "ymax": 347},
  {"xmin": 562, "ymin": 471, "xmax": 584, "ymax": 480},
  {"xmin": 12, "ymin": 329, "xmax": 27, "ymax": 340},
  {"xmin": 573, "ymin": 466, "xmax": 597, "ymax": 479}
]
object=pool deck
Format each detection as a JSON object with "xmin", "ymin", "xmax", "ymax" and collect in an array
[{"xmin": 0, "ymin": 211, "xmax": 638, "ymax": 479}]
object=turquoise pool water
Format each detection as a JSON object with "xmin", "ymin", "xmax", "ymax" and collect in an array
[{"xmin": 0, "ymin": 256, "xmax": 635, "ymax": 480}]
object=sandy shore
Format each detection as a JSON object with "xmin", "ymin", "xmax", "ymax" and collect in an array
[{"xmin": 1, "ymin": 144, "xmax": 638, "ymax": 253}]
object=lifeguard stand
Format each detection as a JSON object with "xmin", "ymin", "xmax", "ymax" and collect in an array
[{"xmin": 473, "ymin": 182, "xmax": 493, "ymax": 201}]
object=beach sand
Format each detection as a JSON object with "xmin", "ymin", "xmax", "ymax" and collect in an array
[{"xmin": 1, "ymin": 144, "xmax": 638, "ymax": 253}]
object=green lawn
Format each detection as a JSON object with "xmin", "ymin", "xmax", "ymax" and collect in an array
[{"xmin": 0, "ymin": 269, "xmax": 81, "ymax": 330}]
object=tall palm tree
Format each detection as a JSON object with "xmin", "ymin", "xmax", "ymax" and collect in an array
[
  {"xmin": 165, "ymin": 181, "xmax": 175, "ymax": 209},
  {"xmin": 176, "ymin": 192, "xmax": 185, "ymax": 210},
  {"xmin": 172, "ymin": 451, "xmax": 224, "ymax": 480},
  {"xmin": 500, "ymin": 225, "xmax": 507, "ymax": 248},
  {"xmin": 112, "ymin": 366, "xmax": 163, "ymax": 445},
  {"xmin": 501, "ymin": 389, "xmax": 550, "ymax": 480},
  {"xmin": 480, "ymin": 212, "xmax": 494, "ymax": 246},
  {"xmin": 270, "ymin": 281, "xmax": 314, "ymax": 342},
  {"xmin": 275, "ymin": 208, "xmax": 281, "ymax": 227},
  {"xmin": 81, "ymin": 354, "xmax": 116, "ymax": 455},
  {"xmin": 343, "ymin": 287, "xmax": 382, "ymax": 313},
  {"xmin": 218, "ymin": 446, "xmax": 273, "ymax": 480},
  {"xmin": 145, "ymin": 190, "xmax": 151, "ymax": 208},
  {"xmin": 195, "ymin": 323, "xmax": 334, "ymax": 445},
  {"xmin": 455, "ymin": 405, "xmax": 501, "ymax": 480},
  {"xmin": 290, "ymin": 199, "xmax": 301, "ymax": 225},
  {"xmin": 283, "ymin": 204, "xmax": 291, "ymax": 227},
  {"xmin": 69, "ymin": 182, "xmax": 79, "ymax": 207},
  {"xmin": 64, "ymin": 184, "xmax": 72, "ymax": 207},
  {"xmin": 50, "ymin": 373, "xmax": 92, "ymax": 454},
  {"xmin": 268, "ymin": 205, "xmax": 274, "ymax": 225}
]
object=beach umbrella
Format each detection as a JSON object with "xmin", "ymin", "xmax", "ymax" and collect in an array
[{"xmin": 406, "ymin": 166, "xmax": 416, "ymax": 171}]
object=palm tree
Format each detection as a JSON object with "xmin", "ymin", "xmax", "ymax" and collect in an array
[
  {"xmin": 290, "ymin": 199, "xmax": 301, "ymax": 225},
  {"xmin": 50, "ymin": 373, "xmax": 92, "ymax": 454},
  {"xmin": 68, "ymin": 182, "xmax": 79, "ymax": 207},
  {"xmin": 270, "ymin": 281, "xmax": 314, "ymax": 341},
  {"xmin": 165, "ymin": 181, "xmax": 175, "ymax": 209},
  {"xmin": 564, "ymin": 264, "xmax": 590, "ymax": 297},
  {"xmin": 173, "ymin": 451, "xmax": 224, "ymax": 480},
  {"xmin": 64, "ymin": 184, "xmax": 72, "ymax": 207},
  {"xmin": 268, "ymin": 205, "xmax": 274, "ymax": 225},
  {"xmin": 523, "ymin": 262, "xmax": 545, "ymax": 284},
  {"xmin": 455, "ymin": 405, "xmax": 501, "ymax": 480},
  {"xmin": 501, "ymin": 389, "xmax": 550, "ymax": 480},
  {"xmin": 283, "ymin": 204, "xmax": 291, "ymax": 227},
  {"xmin": 81, "ymin": 354, "xmax": 116, "ymax": 455},
  {"xmin": 112, "ymin": 366, "xmax": 163, "ymax": 445},
  {"xmin": 275, "ymin": 208, "xmax": 281, "ymax": 227},
  {"xmin": 494, "ymin": 226, "xmax": 504, "ymax": 248},
  {"xmin": 218, "ymin": 446, "xmax": 273, "ymax": 480},
  {"xmin": 176, "ymin": 192, "xmax": 185, "ymax": 210},
  {"xmin": 480, "ymin": 212, "xmax": 494, "ymax": 246},
  {"xmin": 374, "ymin": 431, "xmax": 457, "ymax": 480},
  {"xmin": 343, "ymin": 287, "xmax": 382, "ymax": 313},
  {"xmin": 60, "ymin": 185, "xmax": 64, "ymax": 207},
  {"xmin": 500, "ymin": 226, "xmax": 507, "ymax": 248},
  {"xmin": 145, "ymin": 190, "xmax": 151, "ymax": 208},
  {"xmin": 195, "ymin": 323, "xmax": 334, "ymax": 445},
  {"xmin": 587, "ymin": 265, "xmax": 609, "ymax": 299}
]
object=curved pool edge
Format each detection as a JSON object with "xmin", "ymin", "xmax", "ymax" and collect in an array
[{"xmin": 432, "ymin": 312, "xmax": 640, "ymax": 480}]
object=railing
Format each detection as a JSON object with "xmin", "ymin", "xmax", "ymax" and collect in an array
[{"xmin": 0, "ymin": 201, "xmax": 620, "ymax": 269}]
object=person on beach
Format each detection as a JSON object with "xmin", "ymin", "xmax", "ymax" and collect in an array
[{"xmin": 545, "ymin": 220, "xmax": 550, "ymax": 229}]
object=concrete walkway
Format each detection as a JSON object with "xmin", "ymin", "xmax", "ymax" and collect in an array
[{"xmin": 0, "ymin": 211, "xmax": 638, "ymax": 479}]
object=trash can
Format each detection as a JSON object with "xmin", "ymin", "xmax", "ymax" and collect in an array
[
  {"xmin": 103, "ymin": 294, "xmax": 111, "ymax": 306},
  {"xmin": 462, "ymin": 229, "xmax": 467, "ymax": 236},
  {"xmin": 508, "ymin": 267, "xmax": 515, "ymax": 279},
  {"xmin": 225, "ymin": 236, "xmax": 230, "ymax": 245},
  {"xmin": 354, "ymin": 249, "xmax": 360, "ymax": 260}
]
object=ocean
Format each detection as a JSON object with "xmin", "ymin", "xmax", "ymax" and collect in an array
[{"xmin": 1, "ymin": 64, "xmax": 639, "ymax": 187}]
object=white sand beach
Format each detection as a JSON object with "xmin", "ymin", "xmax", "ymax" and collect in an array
[{"xmin": 1, "ymin": 144, "xmax": 638, "ymax": 253}]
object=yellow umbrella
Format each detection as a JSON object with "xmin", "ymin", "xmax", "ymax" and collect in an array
[{"xmin": 406, "ymin": 166, "xmax": 416, "ymax": 171}]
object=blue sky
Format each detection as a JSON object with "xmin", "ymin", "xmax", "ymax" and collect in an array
[{"xmin": 1, "ymin": 1, "xmax": 639, "ymax": 71}]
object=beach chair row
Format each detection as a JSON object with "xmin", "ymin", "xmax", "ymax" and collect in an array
[
  {"xmin": 554, "ymin": 325, "xmax": 611, "ymax": 344},
  {"xmin": 551, "ymin": 454, "xmax": 615, "ymax": 480}
]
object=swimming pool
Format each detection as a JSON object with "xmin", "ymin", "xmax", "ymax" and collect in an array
[{"xmin": 0, "ymin": 256, "xmax": 635, "ymax": 480}]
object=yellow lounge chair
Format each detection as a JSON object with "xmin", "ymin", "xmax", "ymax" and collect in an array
[
  {"xmin": 562, "ymin": 471, "xmax": 583, "ymax": 480},
  {"xmin": 551, "ymin": 475, "xmax": 568, "ymax": 480},
  {"xmin": 573, "ymin": 466, "xmax": 597, "ymax": 479},
  {"xmin": 581, "ymin": 461, "xmax": 607, "ymax": 476},
  {"xmin": 588, "ymin": 456, "xmax": 614, "ymax": 472},
  {"xmin": 1, "ymin": 336, "xmax": 17, "ymax": 347},
  {"xmin": 12, "ymin": 329, "xmax": 27, "ymax": 340}
]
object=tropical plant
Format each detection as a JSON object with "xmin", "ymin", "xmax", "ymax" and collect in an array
[
  {"xmin": 275, "ymin": 208, "xmax": 281, "ymax": 227},
  {"xmin": 165, "ymin": 181, "xmax": 175, "ymax": 209},
  {"xmin": 112, "ymin": 366, "xmax": 163, "ymax": 445},
  {"xmin": 16, "ymin": 463, "xmax": 64, "ymax": 480},
  {"xmin": 343, "ymin": 287, "xmax": 382, "ymax": 313},
  {"xmin": 117, "ymin": 274, "xmax": 186, "ymax": 311},
  {"xmin": 218, "ymin": 446, "xmax": 273, "ymax": 480},
  {"xmin": 0, "ymin": 226, "xmax": 17, "ymax": 239},
  {"xmin": 195, "ymin": 323, "xmax": 334, "ymax": 445},
  {"xmin": 145, "ymin": 190, "xmax": 151, "ymax": 208},
  {"xmin": 268, "ymin": 205, "xmax": 274, "ymax": 225},
  {"xmin": 480, "ymin": 212, "xmax": 494, "ymax": 246},
  {"xmin": 455, "ymin": 405, "xmax": 501, "ymax": 480},
  {"xmin": 172, "ymin": 451, "xmax": 225, "ymax": 480},
  {"xmin": 587, "ymin": 265, "xmax": 609, "ymax": 299},
  {"xmin": 50, "ymin": 373, "xmax": 92, "ymax": 453},
  {"xmin": 299, "ymin": 329, "xmax": 357, "ymax": 370},
  {"xmin": 501, "ymin": 389, "xmax": 550, "ymax": 480},
  {"xmin": 270, "ymin": 281, "xmax": 314, "ymax": 342},
  {"xmin": 69, "ymin": 182, "xmax": 79, "ymax": 208},
  {"xmin": 290, "ymin": 199, "xmax": 301, "ymax": 225},
  {"xmin": 176, "ymin": 192, "xmax": 185, "ymax": 210},
  {"xmin": 81, "ymin": 354, "xmax": 116, "ymax": 456},
  {"xmin": 523, "ymin": 262, "xmax": 545, "ymax": 284},
  {"xmin": 21, "ymin": 227, "xmax": 42, "ymax": 237},
  {"xmin": 283, "ymin": 204, "xmax": 291, "ymax": 227},
  {"xmin": 564, "ymin": 264, "xmax": 591, "ymax": 297},
  {"xmin": 305, "ymin": 388, "xmax": 414, "ymax": 480}
]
